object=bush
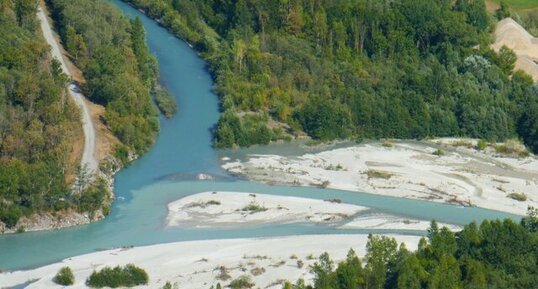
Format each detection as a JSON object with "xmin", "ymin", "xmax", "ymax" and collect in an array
[
  {"xmin": 508, "ymin": 193, "xmax": 527, "ymax": 202},
  {"xmin": 366, "ymin": 170, "xmax": 393, "ymax": 179},
  {"xmin": 229, "ymin": 275, "xmax": 255, "ymax": 289},
  {"xmin": 0, "ymin": 206, "xmax": 23, "ymax": 228},
  {"xmin": 241, "ymin": 202, "xmax": 267, "ymax": 213},
  {"xmin": 54, "ymin": 266, "xmax": 75, "ymax": 286},
  {"xmin": 432, "ymin": 149, "xmax": 446, "ymax": 156},
  {"xmin": 87, "ymin": 264, "xmax": 148, "ymax": 288},
  {"xmin": 477, "ymin": 139, "xmax": 488, "ymax": 150}
]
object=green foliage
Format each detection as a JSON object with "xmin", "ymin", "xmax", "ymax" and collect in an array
[
  {"xmin": 496, "ymin": 2, "xmax": 511, "ymax": 20},
  {"xmin": 507, "ymin": 192, "xmax": 527, "ymax": 201},
  {"xmin": 76, "ymin": 178, "xmax": 110, "ymax": 214},
  {"xmin": 125, "ymin": 0, "xmax": 538, "ymax": 151},
  {"xmin": 490, "ymin": 0, "xmax": 538, "ymax": 10},
  {"xmin": 229, "ymin": 275, "xmax": 254, "ymax": 289},
  {"xmin": 366, "ymin": 170, "xmax": 393, "ymax": 180},
  {"xmin": 477, "ymin": 139, "xmax": 488, "ymax": 150},
  {"xmin": 299, "ymin": 214, "xmax": 538, "ymax": 289},
  {"xmin": 153, "ymin": 86, "xmax": 177, "ymax": 118},
  {"xmin": 87, "ymin": 264, "xmax": 148, "ymax": 288},
  {"xmin": 295, "ymin": 97, "xmax": 352, "ymax": 141},
  {"xmin": 54, "ymin": 266, "xmax": 75, "ymax": 286},
  {"xmin": 45, "ymin": 0, "xmax": 163, "ymax": 154},
  {"xmin": 241, "ymin": 202, "xmax": 267, "ymax": 213},
  {"xmin": 0, "ymin": 0, "xmax": 87, "ymax": 227},
  {"xmin": 432, "ymin": 149, "xmax": 446, "ymax": 156},
  {"xmin": 215, "ymin": 111, "xmax": 276, "ymax": 148}
]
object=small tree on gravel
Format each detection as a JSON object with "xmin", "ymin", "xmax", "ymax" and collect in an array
[{"xmin": 54, "ymin": 266, "xmax": 75, "ymax": 286}]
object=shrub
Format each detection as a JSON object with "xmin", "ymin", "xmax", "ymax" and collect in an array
[
  {"xmin": 366, "ymin": 170, "xmax": 393, "ymax": 179},
  {"xmin": 87, "ymin": 264, "xmax": 148, "ymax": 288},
  {"xmin": 508, "ymin": 193, "xmax": 527, "ymax": 202},
  {"xmin": 0, "ymin": 206, "xmax": 23, "ymax": 228},
  {"xmin": 241, "ymin": 202, "xmax": 267, "ymax": 213},
  {"xmin": 54, "ymin": 266, "xmax": 75, "ymax": 286},
  {"xmin": 477, "ymin": 139, "xmax": 488, "ymax": 150},
  {"xmin": 229, "ymin": 275, "xmax": 255, "ymax": 289},
  {"xmin": 432, "ymin": 149, "xmax": 446, "ymax": 156}
]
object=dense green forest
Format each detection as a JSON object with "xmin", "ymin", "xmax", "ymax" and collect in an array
[
  {"xmin": 123, "ymin": 0, "xmax": 538, "ymax": 152},
  {"xmin": 0, "ymin": 0, "xmax": 174, "ymax": 229},
  {"xmin": 46, "ymin": 0, "xmax": 175, "ymax": 154},
  {"xmin": 276, "ymin": 211, "xmax": 538, "ymax": 289},
  {"xmin": 0, "ymin": 0, "xmax": 104, "ymax": 228}
]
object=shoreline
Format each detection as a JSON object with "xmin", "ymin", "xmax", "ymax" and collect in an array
[
  {"xmin": 0, "ymin": 234, "xmax": 421, "ymax": 289},
  {"xmin": 166, "ymin": 191, "xmax": 367, "ymax": 228},
  {"xmin": 222, "ymin": 139, "xmax": 538, "ymax": 216},
  {"xmin": 166, "ymin": 191, "xmax": 462, "ymax": 231}
]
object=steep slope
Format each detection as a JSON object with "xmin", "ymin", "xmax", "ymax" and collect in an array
[{"xmin": 493, "ymin": 18, "xmax": 538, "ymax": 81}]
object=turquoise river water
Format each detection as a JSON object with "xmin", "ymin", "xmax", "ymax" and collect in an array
[{"xmin": 0, "ymin": 0, "xmax": 519, "ymax": 271}]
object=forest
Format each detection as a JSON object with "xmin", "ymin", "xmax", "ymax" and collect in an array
[
  {"xmin": 46, "ymin": 0, "xmax": 176, "ymax": 155},
  {"xmin": 0, "ymin": 0, "xmax": 171, "ymax": 229},
  {"xmin": 278, "ymin": 210, "xmax": 538, "ymax": 289},
  {"xmin": 123, "ymin": 0, "xmax": 538, "ymax": 152},
  {"xmin": 0, "ymin": 0, "xmax": 105, "ymax": 228}
]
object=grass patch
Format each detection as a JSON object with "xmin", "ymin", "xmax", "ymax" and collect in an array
[
  {"xmin": 451, "ymin": 140, "xmax": 474, "ymax": 148},
  {"xmin": 229, "ymin": 275, "xmax": 255, "ymax": 289},
  {"xmin": 490, "ymin": 0, "xmax": 538, "ymax": 10},
  {"xmin": 241, "ymin": 202, "xmax": 267, "ymax": 213},
  {"xmin": 187, "ymin": 200, "xmax": 221, "ymax": 208},
  {"xmin": 508, "ymin": 193, "xmax": 528, "ymax": 201},
  {"xmin": 325, "ymin": 163, "xmax": 344, "ymax": 170},
  {"xmin": 366, "ymin": 170, "xmax": 393, "ymax": 179},
  {"xmin": 495, "ymin": 139, "xmax": 529, "ymax": 157}
]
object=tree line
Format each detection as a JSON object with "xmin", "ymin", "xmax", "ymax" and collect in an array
[
  {"xmin": 123, "ymin": 0, "xmax": 538, "ymax": 153},
  {"xmin": 281, "ymin": 210, "xmax": 538, "ymax": 289}
]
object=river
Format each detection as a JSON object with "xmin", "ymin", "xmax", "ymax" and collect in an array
[{"xmin": 0, "ymin": 0, "xmax": 518, "ymax": 271}]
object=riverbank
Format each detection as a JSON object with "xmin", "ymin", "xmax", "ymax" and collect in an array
[
  {"xmin": 222, "ymin": 139, "xmax": 538, "ymax": 216},
  {"xmin": 0, "ymin": 234, "xmax": 420, "ymax": 289}
]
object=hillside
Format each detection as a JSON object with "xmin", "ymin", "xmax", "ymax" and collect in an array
[
  {"xmin": 493, "ymin": 18, "xmax": 538, "ymax": 81},
  {"xmin": 0, "ymin": 0, "xmax": 171, "ymax": 233},
  {"xmin": 124, "ymin": 0, "xmax": 538, "ymax": 154},
  {"xmin": 0, "ymin": 0, "xmax": 92, "ymax": 231}
]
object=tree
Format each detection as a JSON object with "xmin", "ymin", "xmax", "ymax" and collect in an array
[
  {"xmin": 495, "ymin": 46, "xmax": 517, "ymax": 75},
  {"xmin": 495, "ymin": 2, "xmax": 510, "ymax": 20},
  {"xmin": 335, "ymin": 249, "xmax": 364, "ymax": 289},
  {"xmin": 53, "ymin": 266, "xmax": 75, "ymax": 286},
  {"xmin": 428, "ymin": 255, "xmax": 461, "ymax": 289},
  {"xmin": 396, "ymin": 255, "xmax": 427, "ymax": 289},
  {"xmin": 311, "ymin": 252, "xmax": 337, "ymax": 289},
  {"xmin": 365, "ymin": 235, "xmax": 398, "ymax": 289}
]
